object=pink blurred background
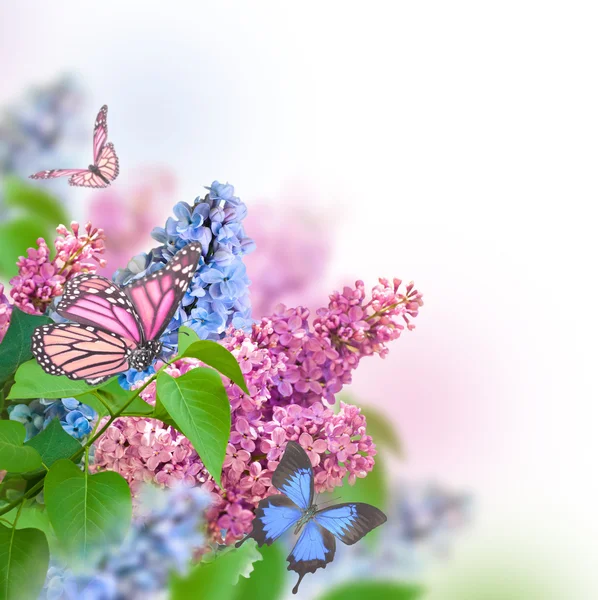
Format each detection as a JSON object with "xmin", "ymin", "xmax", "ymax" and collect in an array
[{"xmin": 1, "ymin": 3, "xmax": 597, "ymax": 598}]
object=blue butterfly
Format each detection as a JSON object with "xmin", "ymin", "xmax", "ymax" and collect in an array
[{"xmin": 236, "ymin": 441, "xmax": 387, "ymax": 594}]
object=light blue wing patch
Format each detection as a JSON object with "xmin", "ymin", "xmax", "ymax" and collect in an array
[
  {"xmin": 287, "ymin": 520, "xmax": 336, "ymax": 594},
  {"xmin": 236, "ymin": 494, "xmax": 301, "ymax": 548},
  {"xmin": 260, "ymin": 497, "xmax": 302, "ymax": 543},
  {"xmin": 278, "ymin": 468, "xmax": 313, "ymax": 512},
  {"xmin": 272, "ymin": 441, "xmax": 314, "ymax": 511},
  {"xmin": 315, "ymin": 502, "xmax": 387, "ymax": 545}
]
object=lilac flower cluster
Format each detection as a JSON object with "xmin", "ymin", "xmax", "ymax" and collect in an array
[
  {"xmin": 0, "ymin": 284, "xmax": 11, "ymax": 343},
  {"xmin": 113, "ymin": 182, "xmax": 254, "ymax": 386},
  {"xmin": 9, "ymin": 221, "xmax": 106, "ymax": 315},
  {"xmin": 7, "ymin": 398, "xmax": 97, "ymax": 441},
  {"xmin": 41, "ymin": 485, "xmax": 211, "ymax": 600},
  {"xmin": 95, "ymin": 278, "xmax": 422, "ymax": 544}
]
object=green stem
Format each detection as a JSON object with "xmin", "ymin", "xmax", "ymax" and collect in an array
[{"xmin": 0, "ymin": 362, "xmax": 170, "ymax": 518}]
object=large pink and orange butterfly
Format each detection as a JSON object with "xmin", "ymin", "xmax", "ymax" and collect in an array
[
  {"xmin": 31, "ymin": 244, "xmax": 201, "ymax": 385},
  {"xmin": 29, "ymin": 104, "xmax": 119, "ymax": 188}
]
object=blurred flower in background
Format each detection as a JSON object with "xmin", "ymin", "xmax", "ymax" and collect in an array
[
  {"xmin": 0, "ymin": 75, "xmax": 86, "ymax": 206},
  {"xmin": 89, "ymin": 167, "xmax": 176, "ymax": 278},
  {"xmin": 243, "ymin": 198, "xmax": 332, "ymax": 318},
  {"xmin": 41, "ymin": 485, "xmax": 212, "ymax": 600}
]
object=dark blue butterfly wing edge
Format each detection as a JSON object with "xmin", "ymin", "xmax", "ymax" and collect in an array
[{"xmin": 315, "ymin": 502, "xmax": 387, "ymax": 545}]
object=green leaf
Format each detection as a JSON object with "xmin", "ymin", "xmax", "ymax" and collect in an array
[
  {"xmin": 178, "ymin": 325, "xmax": 200, "ymax": 356},
  {"xmin": 156, "ymin": 368, "xmax": 231, "ymax": 486},
  {"xmin": 25, "ymin": 419, "xmax": 81, "ymax": 471},
  {"xmin": 0, "ymin": 311, "xmax": 51, "ymax": 388},
  {"xmin": 45, "ymin": 459, "xmax": 132, "ymax": 565},
  {"xmin": 179, "ymin": 340, "xmax": 249, "ymax": 395},
  {"xmin": 0, "ymin": 422, "xmax": 43, "ymax": 473},
  {"xmin": 316, "ymin": 581, "xmax": 424, "ymax": 600},
  {"xmin": 359, "ymin": 404, "xmax": 403, "ymax": 457},
  {"xmin": 79, "ymin": 379, "xmax": 153, "ymax": 418},
  {"xmin": 171, "ymin": 540, "xmax": 262, "ymax": 600},
  {"xmin": 3, "ymin": 176, "xmax": 69, "ymax": 228},
  {"xmin": 0, "ymin": 218, "xmax": 52, "ymax": 280},
  {"xmin": 0, "ymin": 523, "xmax": 50, "ymax": 600},
  {"xmin": 232, "ymin": 542, "xmax": 287, "ymax": 600},
  {"xmin": 7, "ymin": 359, "xmax": 104, "ymax": 400},
  {"xmin": 3, "ymin": 504, "xmax": 59, "ymax": 555}
]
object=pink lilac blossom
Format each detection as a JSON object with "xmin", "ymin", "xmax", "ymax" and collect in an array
[
  {"xmin": 0, "ymin": 284, "xmax": 12, "ymax": 343},
  {"xmin": 94, "ymin": 279, "xmax": 422, "ymax": 545},
  {"xmin": 8, "ymin": 222, "xmax": 106, "ymax": 315}
]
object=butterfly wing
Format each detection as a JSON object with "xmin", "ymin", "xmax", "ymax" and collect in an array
[
  {"xmin": 68, "ymin": 170, "xmax": 110, "ymax": 188},
  {"xmin": 29, "ymin": 169, "xmax": 88, "ymax": 180},
  {"xmin": 287, "ymin": 520, "xmax": 336, "ymax": 595},
  {"xmin": 95, "ymin": 142, "xmax": 119, "ymax": 183},
  {"xmin": 235, "ymin": 494, "xmax": 302, "ymax": 548},
  {"xmin": 93, "ymin": 104, "xmax": 108, "ymax": 163},
  {"xmin": 56, "ymin": 274, "xmax": 144, "ymax": 344},
  {"xmin": 272, "ymin": 441, "xmax": 314, "ymax": 511},
  {"xmin": 124, "ymin": 243, "xmax": 201, "ymax": 341},
  {"xmin": 314, "ymin": 502, "xmax": 387, "ymax": 545},
  {"xmin": 31, "ymin": 323, "xmax": 135, "ymax": 385}
]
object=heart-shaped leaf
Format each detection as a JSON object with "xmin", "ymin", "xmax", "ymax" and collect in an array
[
  {"xmin": 44, "ymin": 459, "xmax": 132, "ymax": 566},
  {"xmin": 0, "ymin": 421, "xmax": 43, "ymax": 473},
  {"xmin": 179, "ymin": 340, "xmax": 248, "ymax": 394},
  {"xmin": 156, "ymin": 368, "xmax": 231, "ymax": 486},
  {"xmin": 8, "ymin": 360, "xmax": 104, "ymax": 400},
  {"xmin": 0, "ymin": 523, "xmax": 50, "ymax": 600},
  {"xmin": 25, "ymin": 419, "xmax": 81, "ymax": 471},
  {"xmin": 0, "ymin": 311, "xmax": 51, "ymax": 388}
]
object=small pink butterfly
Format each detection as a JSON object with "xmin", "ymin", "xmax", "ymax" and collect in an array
[{"xmin": 29, "ymin": 105, "xmax": 119, "ymax": 188}]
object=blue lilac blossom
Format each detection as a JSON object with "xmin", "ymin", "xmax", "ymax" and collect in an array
[
  {"xmin": 8, "ymin": 397, "xmax": 96, "ymax": 442},
  {"xmin": 115, "ymin": 182, "xmax": 255, "ymax": 389},
  {"xmin": 40, "ymin": 485, "xmax": 211, "ymax": 600}
]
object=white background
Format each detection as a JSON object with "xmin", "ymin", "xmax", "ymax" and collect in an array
[{"xmin": 1, "ymin": 2, "xmax": 597, "ymax": 597}]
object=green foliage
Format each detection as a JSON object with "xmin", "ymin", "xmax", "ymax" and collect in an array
[
  {"xmin": 359, "ymin": 404, "xmax": 403, "ymax": 457},
  {"xmin": 25, "ymin": 419, "xmax": 81, "ymax": 471},
  {"xmin": 0, "ymin": 523, "xmax": 50, "ymax": 600},
  {"xmin": 177, "ymin": 325, "xmax": 200, "ymax": 355},
  {"xmin": 3, "ymin": 176, "xmax": 69, "ymax": 228},
  {"xmin": 0, "ymin": 219, "xmax": 50, "ymax": 281},
  {"xmin": 0, "ymin": 311, "xmax": 51, "ymax": 389},
  {"xmin": 156, "ymin": 368, "xmax": 231, "ymax": 486},
  {"xmin": 232, "ymin": 542, "xmax": 287, "ymax": 600},
  {"xmin": 2, "ymin": 504, "xmax": 58, "ymax": 555},
  {"xmin": 0, "ymin": 177, "xmax": 68, "ymax": 280},
  {"xmin": 178, "ymin": 334, "xmax": 249, "ymax": 394},
  {"xmin": 79, "ymin": 379, "xmax": 153, "ymax": 418},
  {"xmin": 7, "ymin": 359, "xmax": 105, "ymax": 400},
  {"xmin": 170, "ymin": 540, "xmax": 262, "ymax": 600},
  {"xmin": 44, "ymin": 459, "xmax": 132, "ymax": 566},
  {"xmin": 316, "ymin": 581, "xmax": 424, "ymax": 600},
  {"xmin": 0, "ymin": 422, "xmax": 42, "ymax": 473}
]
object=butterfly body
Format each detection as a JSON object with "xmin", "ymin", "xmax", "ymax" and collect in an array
[
  {"xmin": 31, "ymin": 244, "xmax": 201, "ymax": 385},
  {"xmin": 29, "ymin": 105, "xmax": 119, "ymax": 188},
  {"xmin": 237, "ymin": 441, "xmax": 387, "ymax": 594}
]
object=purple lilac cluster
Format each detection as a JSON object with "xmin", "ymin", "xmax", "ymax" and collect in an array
[
  {"xmin": 113, "ymin": 181, "xmax": 254, "ymax": 387},
  {"xmin": 94, "ymin": 277, "xmax": 422, "ymax": 544},
  {"xmin": 0, "ymin": 284, "xmax": 11, "ymax": 343},
  {"xmin": 8, "ymin": 221, "xmax": 106, "ymax": 316}
]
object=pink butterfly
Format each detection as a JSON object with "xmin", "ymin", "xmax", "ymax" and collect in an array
[
  {"xmin": 29, "ymin": 105, "xmax": 119, "ymax": 188},
  {"xmin": 30, "ymin": 244, "xmax": 201, "ymax": 385}
]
